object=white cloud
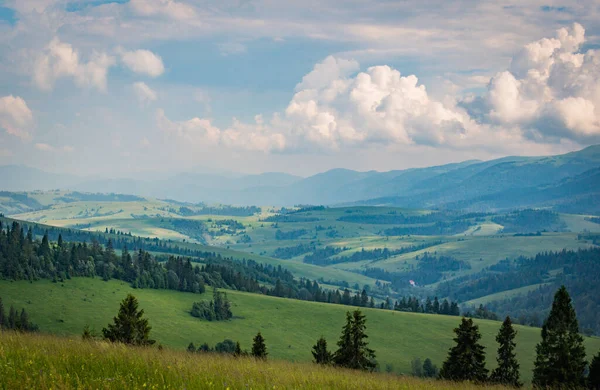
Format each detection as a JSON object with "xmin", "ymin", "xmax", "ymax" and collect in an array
[
  {"xmin": 119, "ymin": 48, "xmax": 165, "ymax": 77},
  {"xmin": 156, "ymin": 109, "xmax": 286, "ymax": 152},
  {"xmin": 473, "ymin": 23, "xmax": 600, "ymax": 142},
  {"xmin": 129, "ymin": 0, "xmax": 197, "ymax": 20},
  {"xmin": 217, "ymin": 42, "xmax": 247, "ymax": 56},
  {"xmin": 0, "ymin": 95, "xmax": 33, "ymax": 140},
  {"xmin": 34, "ymin": 38, "xmax": 116, "ymax": 91},
  {"xmin": 34, "ymin": 142, "xmax": 53, "ymax": 151},
  {"xmin": 133, "ymin": 82, "xmax": 158, "ymax": 105},
  {"xmin": 34, "ymin": 143, "xmax": 74, "ymax": 152}
]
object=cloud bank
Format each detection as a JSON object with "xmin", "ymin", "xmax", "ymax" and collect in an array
[{"xmin": 156, "ymin": 23, "xmax": 599, "ymax": 155}]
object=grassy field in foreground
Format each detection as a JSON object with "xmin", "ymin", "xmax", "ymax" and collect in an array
[
  {"xmin": 1, "ymin": 278, "xmax": 600, "ymax": 383},
  {"xmin": 0, "ymin": 332, "xmax": 511, "ymax": 390}
]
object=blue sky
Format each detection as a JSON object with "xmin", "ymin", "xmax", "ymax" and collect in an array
[{"xmin": 0, "ymin": 0, "xmax": 600, "ymax": 177}]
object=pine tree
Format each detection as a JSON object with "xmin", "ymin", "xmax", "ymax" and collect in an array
[
  {"xmin": 234, "ymin": 341, "xmax": 242, "ymax": 357},
  {"xmin": 439, "ymin": 317, "xmax": 488, "ymax": 382},
  {"xmin": 8, "ymin": 306, "xmax": 16, "ymax": 329},
  {"xmin": 533, "ymin": 286, "xmax": 587, "ymax": 389},
  {"xmin": 312, "ymin": 336, "xmax": 332, "ymax": 364},
  {"xmin": 187, "ymin": 342, "xmax": 196, "ymax": 353},
  {"xmin": 333, "ymin": 310, "xmax": 377, "ymax": 371},
  {"xmin": 422, "ymin": 358, "xmax": 438, "ymax": 378},
  {"xmin": 589, "ymin": 351, "xmax": 600, "ymax": 390},
  {"xmin": 490, "ymin": 316, "xmax": 521, "ymax": 387},
  {"xmin": 102, "ymin": 294, "xmax": 155, "ymax": 346},
  {"xmin": 251, "ymin": 332, "xmax": 267, "ymax": 360},
  {"xmin": 82, "ymin": 324, "xmax": 93, "ymax": 340},
  {"xmin": 0, "ymin": 297, "xmax": 5, "ymax": 329}
]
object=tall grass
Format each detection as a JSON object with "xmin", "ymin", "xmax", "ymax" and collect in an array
[{"xmin": 0, "ymin": 332, "xmax": 508, "ymax": 389}]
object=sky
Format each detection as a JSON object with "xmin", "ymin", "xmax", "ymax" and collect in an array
[{"xmin": 0, "ymin": 0, "xmax": 600, "ymax": 177}]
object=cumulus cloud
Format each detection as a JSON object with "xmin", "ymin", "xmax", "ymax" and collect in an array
[
  {"xmin": 156, "ymin": 54, "xmax": 552, "ymax": 155},
  {"xmin": 34, "ymin": 38, "xmax": 116, "ymax": 91},
  {"xmin": 119, "ymin": 48, "xmax": 165, "ymax": 77},
  {"xmin": 470, "ymin": 23, "xmax": 600, "ymax": 142},
  {"xmin": 156, "ymin": 109, "xmax": 286, "ymax": 152},
  {"xmin": 133, "ymin": 82, "xmax": 158, "ymax": 105},
  {"xmin": 0, "ymin": 95, "xmax": 33, "ymax": 140}
]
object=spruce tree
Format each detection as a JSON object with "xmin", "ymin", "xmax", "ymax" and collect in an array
[
  {"xmin": 8, "ymin": 306, "xmax": 16, "ymax": 329},
  {"xmin": 312, "ymin": 336, "xmax": 332, "ymax": 364},
  {"xmin": 251, "ymin": 332, "xmax": 267, "ymax": 360},
  {"xmin": 102, "ymin": 294, "xmax": 155, "ymax": 346},
  {"xmin": 0, "ymin": 297, "xmax": 5, "ymax": 329},
  {"xmin": 333, "ymin": 310, "xmax": 377, "ymax": 371},
  {"xmin": 187, "ymin": 342, "xmax": 196, "ymax": 353},
  {"xmin": 439, "ymin": 317, "xmax": 488, "ymax": 382},
  {"xmin": 82, "ymin": 325, "xmax": 93, "ymax": 340},
  {"xmin": 234, "ymin": 341, "xmax": 242, "ymax": 357},
  {"xmin": 490, "ymin": 316, "xmax": 521, "ymax": 387},
  {"xmin": 589, "ymin": 351, "xmax": 600, "ymax": 390},
  {"xmin": 533, "ymin": 286, "xmax": 587, "ymax": 388}
]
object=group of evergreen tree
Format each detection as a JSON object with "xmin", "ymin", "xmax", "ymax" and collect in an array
[
  {"xmin": 438, "ymin": 286, "xmax": 600, "ymax": 389},
  {"xmin": 390, "ymin": 295, "xmax": 460, "ymax": 316},
  {"xmin": 187, "ymin": 332, "xmax": 267, "ymax": 360},
  {"xmin": 311, "ymin": 310, "xmax": 377, "ymax": 372},
  {"xmin": 0, "ymin": 297, "xmax": 38, "ymax": 332},
  {"xmin": 190, "ymin": 289, "xmax": 233, "ymax": 321},
  {"xmin": 411, "ymin": 357, "xmax": 439, "ymax": 378}
]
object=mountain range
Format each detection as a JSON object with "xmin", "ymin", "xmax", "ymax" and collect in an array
[{"xmin": 1, "ymin": 145, "xmax": 600, "ymax": 212}]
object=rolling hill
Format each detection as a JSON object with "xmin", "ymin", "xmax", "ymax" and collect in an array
[{"xmin": 1, "ymin": 277, "xmax": 599, "ymax": 383}]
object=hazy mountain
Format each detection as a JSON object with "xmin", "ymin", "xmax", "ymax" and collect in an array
[{"xmin": 1, "ymin": 145, "xmax": 599, "ymax": 211}]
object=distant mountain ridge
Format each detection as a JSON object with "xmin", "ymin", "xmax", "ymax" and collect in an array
[{"xmin": 1, "ymin": 145, "xmax": 600, "ymax": 212}]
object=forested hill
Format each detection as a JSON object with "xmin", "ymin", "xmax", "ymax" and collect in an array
[
  {"xmin": 438, "ymin": 247, "xmax": 600, "ymax": 335},
  {"xmin": 0, "ymin": 219, "xmax": 381, "ymax": 310},
  {"xmin": 1, "ymin": 145, "xmax": 600, "ymax": 210}
]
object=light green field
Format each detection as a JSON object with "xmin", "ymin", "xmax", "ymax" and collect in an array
[
  {"xmin": 0, "ymin": 333, "xmax": 512, "ymax": 390},
  {"xmin": 464, "ymin": 284, "xmax": 551, "ymax": 307},
  {"xmin": 1, "ymin": 278, "xmax": 599, "ymax": 383}
]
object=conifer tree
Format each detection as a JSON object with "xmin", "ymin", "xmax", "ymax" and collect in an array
[
  {"xmin": 8, "ymin": 306, "xmax": 16, "ymax": 329},
  {"xmin": 0, "ymin": 297, "xmax": 5, "ymax": 329},
  {"xmin": 312, "ymin": 336, "xmax": 332, "ymax": 364},
  {"xmin": 251, "ymin": 332, "xmax": 267, "ymax": 360},
  {"xmin": 589, "ymin": 351, "xmax": 600, "ymax": 390},
  {"xmin": 187, "ymin": 342, "xmax": 196, "ymax": 353},
  {"xmin": 439, "ymin": 317, "xmax": 488, "ymax": 382},
  {"xmin": 490, "ymin": 316, "xmax": 521, "ymax": 387},
  {"xmin": 102, "ymin": 294, "xmax": 155, "ymax": 346},
  {"xmin": 333, "ymin": 310, "xmax": 377, "ymax": 371},
  {"xmin": 533, "ymin": 286, "xmax": 586, "ymax": 389},
  {"xmin": 82, "ymin": 324, "xmax": 93, "ymax": 340},
  {"xmin": 234, "ymin": 341, "xmax": 242, "ymax": 357},
  {"xmin": 422, "ymin": 358, "xmax": 438, "ymax": 378}
]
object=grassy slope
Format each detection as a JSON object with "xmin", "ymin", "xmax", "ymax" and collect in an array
[
  {"xmin": 0, "ymin": 333, "xmax": 510, "ymax": 390},
  {"xmin": 1, "ymin": 278, "xmax": 599, "ymax": 383}
]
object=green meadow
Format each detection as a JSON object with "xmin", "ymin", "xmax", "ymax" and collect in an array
[
  {"xmin": 0, "ymin": 332, "xmax": 513, "ymax": 390},
  {"xmin": 1, "ymin": 278, "xmax": 599, "ymax": 383}
]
